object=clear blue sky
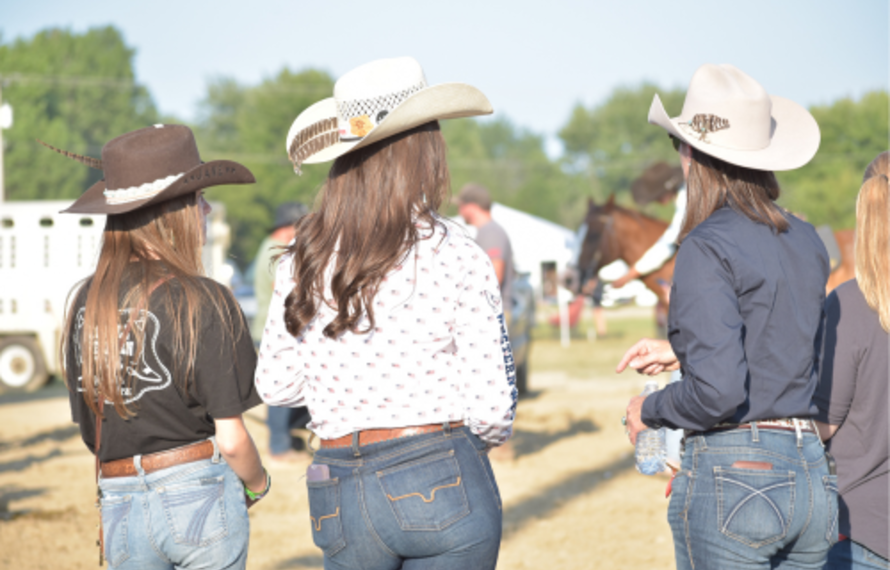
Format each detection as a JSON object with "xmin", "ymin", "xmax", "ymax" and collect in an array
[{"xmin": 3, "ymin": 0, "xmax": 888, "ymax": 155}]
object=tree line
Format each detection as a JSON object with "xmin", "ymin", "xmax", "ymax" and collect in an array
[{"xmin": 2, "ymin": 27, "xmax": 886, "ymax": 268}]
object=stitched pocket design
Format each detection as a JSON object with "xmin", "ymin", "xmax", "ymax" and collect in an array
[
  {"xmin": 101, "ymin": 495, "xmax": 132, "ymax": 567},
  {"xmin": 307, "ymin": 478, "xmax": 346, "ymax": 557},
  {"xmin": 159, "ymin": 475, "xmax": 228, "ymax": 547},
  {"xmin": 715, "ymin": 466, "xmax": 795, "ymax": 548},
  {"xmin": 823, "ymin": 474, "xmax": 839, "ymax": 546},
  {"xmin": 377, "ymin": 449, "xmax": 470, "ymax": 531}
]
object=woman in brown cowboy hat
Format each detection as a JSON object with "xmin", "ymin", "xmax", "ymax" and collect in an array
[
  {"xmin": 254, "ymin": 57, "xmax": 515, "ymax": 570},
  {"xmin": 617, "ymin": 64, "xmax": 836, "ymax": 569},
  {"xmin": 55, "ymin": 124, "xmax": 268, "ymax": 569}
]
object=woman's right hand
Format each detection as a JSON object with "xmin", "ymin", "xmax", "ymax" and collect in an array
[{"xmin": 616, "ymin": 338, "xmax": 680, "ymax": 376}]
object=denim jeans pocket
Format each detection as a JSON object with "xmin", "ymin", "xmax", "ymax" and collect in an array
[
  {"xmin": 823, "ymin": 474, "xmax": 839, "ymax": 546},
  {"xmin": 101, "ymin": 494, "xmax": 132, "ymax": 568},
  {"xmin": 715, "ymin": 466, "xmax": 796, "ymax": 548},
  {"xmin": 377, "ymin": 449, "xmax": 470, "ymax": 531},
  {"xmin": 159, "ymin": 474, "xmax": 228, "ymax": 547},
  {"xmin": 307, "ymin": 478, "xmax": 346, "ymax": 557}
]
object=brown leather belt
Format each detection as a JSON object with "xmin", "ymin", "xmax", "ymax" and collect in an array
[
  {"xmin": 100, "ymin": 440, "xmax": 215, "ymax": 478},
  {"xmin": 320, "ymin": 421, "xmax": 464, "ymax": 449}
]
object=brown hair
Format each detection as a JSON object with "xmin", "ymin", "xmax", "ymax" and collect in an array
[
  {"xmin": 680, "ymin": 146, "xmax": 789, "ymax": 240},
  {"xmin": 62, "ymin": 192, "xmax": 239, "ymax": 419},
  {"xmin": 283, "ymin": 121, "xmax": 450, "ymax": 339},
  {"xmin": 863, "ymin": 151, "xmax": 890, "ymax": 183},
  {"xmin": 855, "ymin": 152, "xmax": 890, "ymax": 332}
]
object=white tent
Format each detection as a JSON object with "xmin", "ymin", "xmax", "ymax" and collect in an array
[{"xmin": 450, "ymin": 202, "xmax": 576, "ymax": 292}]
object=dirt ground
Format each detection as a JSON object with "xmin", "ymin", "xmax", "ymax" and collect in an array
[{"xmin": 0, "ymin": 370, "xmax": 676, "ymax": 569}]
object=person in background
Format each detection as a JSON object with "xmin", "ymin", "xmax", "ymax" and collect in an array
[
  {"xmin": 814, "ymin": 151, "xmax": 889, "ymax": 570},
  {"xmin": 55, "ymin": 125, "xmax": 267, "ymax": 569},
  {"xmin": 252, "ymin": 201, "xmax": 312, "ymax": 463},
  {"xmin": 610, "ymin": 161, "xmax": 685, "ymax": 290},
  {"xmin": 618, "ymin": 64, "xmax": 834, "ymax": 569},
  {"xmin": 257, "ymin": 57, "xmax": 515, "ymax": 569},
  {"xmin": 456, "ymin": 183, "xmax": 515, "ymax": 313}
]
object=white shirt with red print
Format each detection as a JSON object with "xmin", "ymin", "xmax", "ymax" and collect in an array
[{"xmin": 254, "ymin": 219, "xmax": 517, "ymax": 446}]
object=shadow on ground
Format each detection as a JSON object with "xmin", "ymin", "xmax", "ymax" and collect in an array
[
  {"xmin": 510, "ymin": 417, "xmax": 599, "ymax": 460},
  {"xmin": 502, "ymin": 451, "xmax": 635, "ymax": 540},
  {"xmin": 0, "ymin": 425, "xmax": 79, "ymax": 453},
  {"xmin": 274, "ymin": 554, "xmax": 325, "ymax": 569},
  {"xmin": 0, "ymin": 377, "xmax": 68, "ymax": 407}
]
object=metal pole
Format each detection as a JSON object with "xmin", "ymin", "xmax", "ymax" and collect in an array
[{"xmin": 0, "ymin": 80, "xmax": 4, "ymax": 204}]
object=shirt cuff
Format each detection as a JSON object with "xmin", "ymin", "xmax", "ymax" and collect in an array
[{"xmin": 641, "ymin": 391, "xmax": 664, "ymax": 429}]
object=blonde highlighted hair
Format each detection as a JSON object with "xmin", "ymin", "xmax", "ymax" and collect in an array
[{"xmin": 855, "ymin": 151, "xmax": 890, "ymax": 333}]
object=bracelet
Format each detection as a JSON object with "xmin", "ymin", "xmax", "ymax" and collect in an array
[{"xmin": 244, "ymin": 468, "xmax": 271, "ymax": 501}]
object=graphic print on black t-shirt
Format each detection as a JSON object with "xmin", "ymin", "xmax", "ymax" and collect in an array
[{"xmin": 72, "ymin": 307, "xmax": 172, "ymax": 404}]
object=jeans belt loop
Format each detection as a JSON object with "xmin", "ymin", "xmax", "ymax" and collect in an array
[
  {"xmin": 751, "ymin": 420, "xmax": 760, "ymax": 443},
  {"xmin": 209, "ymin": 435, "xmax": 221, "ymax": 464},
  {"xmin": 351, "ymin": 431, "xmax": 361, "ymax": 458},
  {"xmin": 442, "ymin": 421, "xmax": 452, "ymax": 435},
  {"xmin": 133, "ymin": 454, "xmax": 145, "ymax": 477},
  {"xmin": 793, "ymin": 418, "xmax": 804, "ymax": 448}
]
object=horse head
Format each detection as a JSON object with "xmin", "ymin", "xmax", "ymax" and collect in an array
[{"xmin": 576, "ymin": 195, "xmax": 621, "ymax": 290}]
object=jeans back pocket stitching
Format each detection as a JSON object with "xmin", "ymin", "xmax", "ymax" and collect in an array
[
  {"xmin": 307, "ymin": 477, "xmax": 346, "ymax": 557},
  {"xmin": 385, "ymin": 477, "xmax": 461, "ymax": 503},
  {"xmin": 311, "ymin": 507, "xmax": 341, "ymax": 531},
  {"xmin": 377, "ymin": 454, "xmax": 469, "ymax": 531},
  {"xmin": 715, "ymin": 468, "xmax": 796, "ymax": 548},
  {"xmin": 160, "ymin": 477, "xmax": 228, "ymax": 547}
]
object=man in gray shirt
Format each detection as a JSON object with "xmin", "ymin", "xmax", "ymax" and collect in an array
[{"xmin": 457, "ymin": 183, "xmax": 514, "ymax": 311}]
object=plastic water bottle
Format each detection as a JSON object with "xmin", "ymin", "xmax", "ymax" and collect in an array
[{"xmin": 635, "ymin": 381, "xmax": 667, "ymax": 476}]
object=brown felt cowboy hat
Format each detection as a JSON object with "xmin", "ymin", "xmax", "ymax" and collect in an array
[
  {"xmin": 285, "ymin": 57, "xmax": 493, "ymax": 174},
  {"xmin": 648, "ymin": 64, "xmax": 820, "ymax": 171},
  {"xmin": 42, "ymin": 124, "xmax": 255, "ymax": 215},
  {"xmin": 631, "ymin": 162, "xmax": 684, "ymax": 206}
]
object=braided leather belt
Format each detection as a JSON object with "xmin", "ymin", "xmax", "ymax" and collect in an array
[
  {"xmin": 320, "ymin": 421, "xmax": 464, "ymax": 449},
  {"xmin": 694, "ymin": 418, "xmax": 816, "ymax": 436},
  {"xmin": 100, "ymin": 440, "xmax": 214, "ymax": 478}
]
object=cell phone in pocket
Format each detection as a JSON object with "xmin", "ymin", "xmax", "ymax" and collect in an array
[{"xmin": 307, "ymin": 464, "xmax": 331, "ymax": 482}]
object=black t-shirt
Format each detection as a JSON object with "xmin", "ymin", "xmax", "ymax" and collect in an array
[{"xmin": 66, "ymin": 272, "xmax": 262, "ymax": 462}]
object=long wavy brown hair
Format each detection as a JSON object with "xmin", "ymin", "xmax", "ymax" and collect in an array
[
  {"xmin": 680, "ymin": 146, "xmax": 789, "ymax": 240},
  {"xmin": 62, "ymin": 192, "xmax": 240, "ymax": 419},
  {"xmin": 856, "ymin": 151, "xmax": 890, "ymax": 332},
  {"xmin": 283, "ymin": 121, "xmax": 450, "ymax": 339}
]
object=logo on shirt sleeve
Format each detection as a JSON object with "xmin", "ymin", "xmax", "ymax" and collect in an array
[{"xmin": 484, "ymin": 290, "xmax": 502, "ymax": 314}]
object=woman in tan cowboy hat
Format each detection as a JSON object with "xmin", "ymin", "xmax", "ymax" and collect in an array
[
  {"xmin": 255, "ymin": 57, "xmax": 515, "ymax": 570},
  {"xmin": 617, "ymin": 64, "xmax": 836, "ymax": 569},
  {"xmin": 56, "ymin": 124, "xmax": 268, "ymax": 569}
]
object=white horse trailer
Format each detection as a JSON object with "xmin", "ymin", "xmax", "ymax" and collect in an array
[{"xmin": 0, "ymin": 200, "xmax": 232, "ymax": 391}]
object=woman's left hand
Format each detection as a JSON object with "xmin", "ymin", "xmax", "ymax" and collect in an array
[{"xmin": 624, "ymin": 395, "xmax": 648, "ymax": 445}]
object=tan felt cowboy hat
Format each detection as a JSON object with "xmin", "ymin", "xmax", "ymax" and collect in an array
[
  {"xmin": 285, "ymin": 57, "xmax": 493, "ymax": 173},
  {"xmin": 43, "ymin": 124, "xmax": 255, "ymax": 215},
  {"xmin": 649, "ymin": 64, "xmax": 820, "ymax": 171}
]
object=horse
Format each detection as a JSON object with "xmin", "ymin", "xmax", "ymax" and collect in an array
[{"xmin": 576, "ymin": 196, "xmax": 856, "ymax": 304}]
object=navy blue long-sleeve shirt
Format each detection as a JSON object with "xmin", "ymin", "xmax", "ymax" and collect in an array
[{"xmin": 641, "ymin": 206, "xmax": 830, "ymax": 432}]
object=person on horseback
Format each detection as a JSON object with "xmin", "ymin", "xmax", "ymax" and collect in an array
[{"xmin": 610, "ymin": 162, "xmax": 685, "ymax": 290}]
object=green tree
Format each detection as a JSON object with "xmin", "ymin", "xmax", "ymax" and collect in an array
[
  {"xmin": 777, "ymin": 90, "xmax": 889, "ymax": 228},
  {"xmin": 194, "ymin": 68, "xmax": 334, "ymax": 268},
  {"xmin": 442, "ymin": 117, "xmax": 587, "ymax": 227},
  {"xmin": 0, "ymin": 26, "xmax": 158, "ymax": 200},
  {"xmin": 558, "ymin": 83, "xmax": 687, "ymax": 206}
]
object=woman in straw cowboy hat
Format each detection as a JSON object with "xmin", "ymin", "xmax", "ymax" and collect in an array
[
  {"xmin": 255, "ymin": 57, "xmax": 516, "ymax": 569},
  {"xmin": 814, "ymin": 152, "xmax": 889, "ymax": 569},
  {"xmin": 55, "ymin": 124, "xmax": 269, "ymax": 569},
  {"xmin": 616, "ymin": 64, "xmax": 836, "ymax": 569}
]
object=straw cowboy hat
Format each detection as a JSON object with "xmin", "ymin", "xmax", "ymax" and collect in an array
[
  {"xmin": 649, "ymin": 64, "xmax": 820, "ymax": 171},
  {"xmin": 631, "ymin": 162, "xmax": 684, "ymax": 206},
  {"xmin": 41, "ymin": 124, "xmax": 255, "ymax": 215},
  {"xmin": 285, "ymin": 57, "xmax": 493, "ymax": 173}
]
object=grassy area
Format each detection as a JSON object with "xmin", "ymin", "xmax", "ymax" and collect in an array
[{"xmin": 528, "ymin": 307, "xmax": 660, "ymax": 379}]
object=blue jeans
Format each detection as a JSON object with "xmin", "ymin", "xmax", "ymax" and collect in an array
[
  {"xmin": 826, "ymin": 540, "xmax": 890, "ymax": 569},
  {"xmin": 669, "ymin": 425, "xmax": 837, "ymax": 569},
  {"xmin": 267, "ymin": 405, "xmax": 311, "ymax": 454},
  {"xmin": 306, "ymin": 425, "xmax": 502, "ymax": 570},
  {"xmin": 98, "ymin": 440, "xmax": 250, "ymax": 570}
]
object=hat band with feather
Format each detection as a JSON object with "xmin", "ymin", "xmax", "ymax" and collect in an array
[{"xmin": 288, "ymin": 79, "xmax": 426, "ymax": 173}]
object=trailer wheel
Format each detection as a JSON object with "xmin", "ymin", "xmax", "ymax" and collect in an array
[{"xmin": 0, "ymin": 337, "xmax": 50, "ymax": 392}]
